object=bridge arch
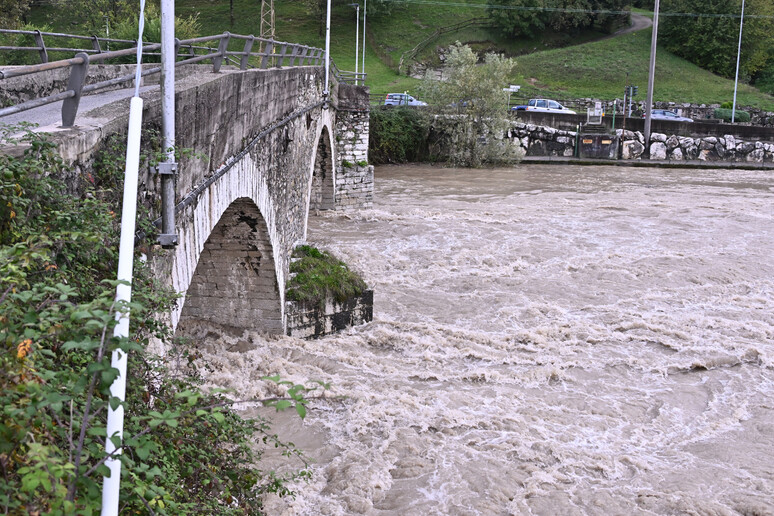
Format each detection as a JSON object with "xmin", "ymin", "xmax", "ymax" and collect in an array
[
  {"xmin": 308, "ymin": 124, "xmax": 335, "ymax": 213},
  {"xmin": 176, "ymin": 197, "xmax": 282, "ymax": 334}
]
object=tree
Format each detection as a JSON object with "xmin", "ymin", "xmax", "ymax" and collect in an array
[
  {"xmin": 419, "ymin": 43, "xmax": 521, "ymax": 167},
  {"xmin": 489, "ymin": 0, "xmax": 548, "ymax": 38},
  {"xmin": 0, "ymin": 0, "xmax": 31, "ymax": 29},
  {"xmin": 489, "ymin": 0, "xmax": 629, "ymax": 38},
  {"xmin": 660, "ymin": 0, "xmax": 774, "ymax": 79}
]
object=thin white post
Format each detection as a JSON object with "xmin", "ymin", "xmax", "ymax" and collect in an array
[
  {"xmin": 101, "ymin": 95, "xmax": 143, "ymax": 516},
  {"xmin": 354, "ymin": 3, "xmax": 359, "ymax": 83},
  {"xmin": 361, "ymin": 0, "xmax": 367, "ymax": 82},
  {"xmin": 643, "ymin": 0, "xmax": 660, "ymax": 150},
  {"xmin": 324, "ymin": 0, "xmax": 331, "ymax": 97},
  {"xmin": 101, "ymin": 0, "xmax": 147, "ymax": 509},
  {"xmin": 732, "ymin": 0, "xmax": 745, "ymax": 123}
]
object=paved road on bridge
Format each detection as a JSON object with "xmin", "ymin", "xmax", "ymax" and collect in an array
[{"xmin": 1, "ymin": 85, "xmax": 161, "ymax": 133}]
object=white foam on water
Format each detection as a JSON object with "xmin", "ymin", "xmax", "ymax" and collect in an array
[{"xmin": 187, "ymin": 164, "xmax": 774, "ymax": 515}]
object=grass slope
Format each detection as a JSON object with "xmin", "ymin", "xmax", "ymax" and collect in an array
[
  {"xmin": 512, "ymin": 28, "xmax": 774, "ymax": 109},
  {"xmin": 23, "ymin": 1, "xmax": 774, "ymax": 109}
]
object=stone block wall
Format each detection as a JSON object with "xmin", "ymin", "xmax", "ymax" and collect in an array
[
  {"xmin": 618, "ymin": 129, "xmax": 774, "ymax": 163},
  {"xmin": 334, "ymin": 85, "xmax": 374, "ymax": 210},
  {"xmin": 286, "ymin": 290, "xmax": 374, "ymax": 339},
  {"xmin": 508, "ymin": 122, "xmax": 577, "ymax": 157}
]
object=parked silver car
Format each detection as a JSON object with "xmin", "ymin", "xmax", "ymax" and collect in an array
[
  {"xmin": 644, "ymin": 109, "xmax": 693, "ymax": 122},
  {"xmin": 524, "ymin": 99, "xmax": 576, "ymax": 114},
  {"xmin": 384, "ymin": 93, "xmax": 427, "ymax": 107}
]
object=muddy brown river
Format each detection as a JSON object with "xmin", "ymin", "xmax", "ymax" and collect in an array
[{"xmin": 190, "ymin": 164, "xmax": 774, "ymax": 515}]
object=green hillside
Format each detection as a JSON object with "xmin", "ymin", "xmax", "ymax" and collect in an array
[{"xmin": 24, "ymin": 0, "xmax": 774, "ymax": 110}]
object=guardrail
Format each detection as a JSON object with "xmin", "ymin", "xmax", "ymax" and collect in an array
[{"xmin": 0, "ymin": 30, "xmax": 366, "ymax": 127}]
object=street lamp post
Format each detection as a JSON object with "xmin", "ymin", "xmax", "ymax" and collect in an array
[
  {"xmin": 361, "ymin": 0, "xmax": 367, "ymax": 83},
  {"xmin": 349, "ymin": 3, "xmax": 360, "ymax": 84},
  {"xmin": 643, "ymin": 0, "xmax": 660, "ymax": 151},
  {"xmin": 732, "ymin": 0, "xmax": 745, "ymax": 123},
  {"xmin": 324, "ymin": 0, "xmax": 331, "ymax": 99}
]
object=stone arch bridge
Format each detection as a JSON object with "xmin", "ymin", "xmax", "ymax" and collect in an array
[{"xmin": 2, "ymin": 64, "xmax": 373, "ymax": 337}]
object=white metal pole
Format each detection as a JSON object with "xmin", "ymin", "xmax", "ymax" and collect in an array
[
  {"xmin": 101, "ymin": 95, "xmax": 143, "ymax": 516},
  {"xmin": 354, "ymin": 4, "xmax": 359, "ymax": 84},
  {"xmin": 732, "ymin": 0, "xmax": 745, "ymax": 123},
  {"xmin": 643, "ymin": 0, "xmax": 660, "ymax": 150},
  {"xmin": 361, "ymin": 0, "xmax": 367, "ymax": 82},
  {"xmin": 101, "ymin": 0, "xmax": 146, "ymax": 509},
  {"xmin": 324, "ymin": 0, "xmax": 331, "ymax": 96}
]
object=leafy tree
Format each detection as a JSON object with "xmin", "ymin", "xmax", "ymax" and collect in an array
[
  {"xmin": 488, "ymin": 0, "xmax": 629, "ymax": 38},
  {"xmin": 489, "ymin": 0, "xmax": 548, "ymax": 38},
  {"xmin": 0, "ymin": 0, "xmax": 31, "ymax": 29},
  {"xmin": 419, "ymin": 43, "xmax": 521, "ymax": 167},
  {"xmin": 660, "ymin": 0, "xmax": 774, "ymax": 79}
]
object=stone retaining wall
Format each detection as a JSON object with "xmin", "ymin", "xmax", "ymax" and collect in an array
[
  {"xmin": 619, "ymin": 129, "xmax": 774, "ymax": 163},
  {"xmin": 508, "ymin": 122, "xmax": 576, "ymax": 157},
  {"xmin": 286, "ymin": 290, "xmax": 374, "ymax": 339}
]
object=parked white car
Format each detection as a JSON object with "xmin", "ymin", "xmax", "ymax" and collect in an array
[
  {"xmin": 384, "ymin": 93, "xmax": 427, "ymax": 107},
  {"xmin": 525, "ymin": 99, "xmax": 576, "ymax": 114}
]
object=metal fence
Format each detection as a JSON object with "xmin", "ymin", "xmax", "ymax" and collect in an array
[{"xmin": 0, "ymin": 29, "xmax": 364, "ymax": 127}]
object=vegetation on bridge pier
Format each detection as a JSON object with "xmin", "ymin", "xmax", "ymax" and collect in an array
[{"xmin": 0, "ymin": 126, "xmax": 310, "ymax": 514}]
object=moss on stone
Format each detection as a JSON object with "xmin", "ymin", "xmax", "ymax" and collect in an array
[{"xmin": 286, "ymin": 245, "xmax": 367, "ymax": 307}]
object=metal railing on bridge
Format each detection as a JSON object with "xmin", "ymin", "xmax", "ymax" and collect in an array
[{"xmin": 0, "ymin": 29, "xmax": 364, "ymax": 128}]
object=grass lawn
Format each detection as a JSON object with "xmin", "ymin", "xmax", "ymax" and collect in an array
[{"xmin": 18, "ymin": 0, "xmax": 774, "ymax": 110}]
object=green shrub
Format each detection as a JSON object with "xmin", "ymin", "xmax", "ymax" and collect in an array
[
  {"xmin": 0, "ymin": 125, "xmax": 310, "ymax": 514},
  {"xmin": 369, "ymin": 107, "xmax": 429, "ymax": 164},
  {"xmin": 720, "ymin": 101, "xmax": 733, "ymax": 109},
  {"xmin": 286, "ymin": 245, "xmax": 367, "ymax": 307},
  {"xmin": 0, "ymin": 24, "xmax": 54, "ymax": 66},
  {"xmin": 713, "ymin": 108, "xmax": 751, "ymax": 122}
]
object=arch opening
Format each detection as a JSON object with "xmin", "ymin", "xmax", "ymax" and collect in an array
[
  {"xmin": 177, "ymin": 198, "xmax": 283, "ymax": 335},
  {"xmin": 309, "ymin": 125, "xmax": 335, "ymax": 211}
]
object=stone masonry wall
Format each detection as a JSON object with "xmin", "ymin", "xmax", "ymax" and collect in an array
[
  {"xmin": 618, "ymin": 129, "xmax": 774, "ymax": 163},
  {"xmin": 334, "ymin": 84, "xmax": 374, "ymax": 210},
  {"xmin": 286, "ymin": 290, "xmax": 374, "ymax": 339},
  {"xmin": 177, "ymin": 198, "xmax": 282, "ymax": 333},
  {"xmin": 508, "ymin": 121, "xmax": 577, "ymax": 157}
]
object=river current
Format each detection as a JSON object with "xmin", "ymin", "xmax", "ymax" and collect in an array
[{"xmin": 189, "ymin": 164, "xmax": 774, "ymax": 515}]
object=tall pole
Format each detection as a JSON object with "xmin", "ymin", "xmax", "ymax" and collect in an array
[
  {"xmin": 158, "ymin": 0, "xmax": 177, "ymax": 247},
  {"xmin": 732, "ymin": 0, "xmax": 745, "ymax": 123},
  {"xmin": 353, "ymin": 3, "xmax": 359, "ymax": 84},
  {"xmin": 361, "ymin": 0, "xmax": 367, "ymax": 83},
  {"xmin": 324, "ymin": 0, "xmax": 331, "ymax": 98},
  {"xmin": 101, "ymin": 0, "xmax": 147, "ymax": 511},
  {"xmin": 643, "ymin": 0, "xmax": 659, "ymax": 152}
]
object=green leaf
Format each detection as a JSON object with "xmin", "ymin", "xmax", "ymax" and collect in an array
[
  {"xmin": 135, "ymin": 446, "xmax": 151, "ymax": 461},
  {"xmin": 274, "ymin": 400, "xmax": 292, "ymax": 411},
  {"xmin": 295, "ymin": 404, "xmax": 307, "ymax": 420}
]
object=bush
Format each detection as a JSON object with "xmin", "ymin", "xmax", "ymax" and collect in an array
[
  {"xmin": 286, "ymin": 245, "xmax": 367, "ymax": 307},
  {"xmin": 369, "ymin": 107, "xmax": 429, "ymax": 164},
  {"xmin": 0, "ymin": 24, "xmax": 54, "ymax": 66},
  {"xmin": 0, "ymin": 125, "xmax": 311, "ymax": 514},
  {"xmin": 713, "ymin": 108, "xmax": 751, "ymax": 123}
]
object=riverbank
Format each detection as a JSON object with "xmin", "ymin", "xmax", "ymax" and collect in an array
[{"xmin": 522, "ymin": 155, "xmax": 774, "ymax": 170}]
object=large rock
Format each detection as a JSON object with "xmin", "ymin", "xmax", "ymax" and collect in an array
[
  {"xmin": 651, "ymin": 132, "xmax": 667, "ymax": 143},
  {"xmin": 747, "ymin": 149, "xmax": 765, "ymax": 162},
  {"xmin": 670, "ymin": 147, "xmax": 684, "ymax": 161},
  {"xmin": 649, "ymin": 142, "xmax": 667, "ymax": 160},
  {"xmin": 621, "ymin": 140, "xmax": 644, "ymax": 159}
]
